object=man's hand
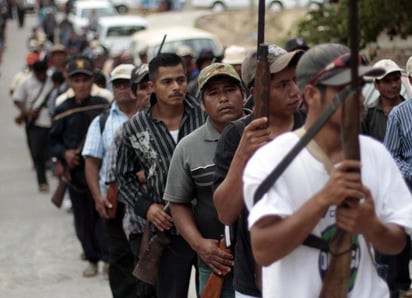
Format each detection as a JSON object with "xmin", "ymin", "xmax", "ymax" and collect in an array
[
  {"xmin": 146, "ymin": 203, "xmax": 173, "ymax": 232},
  {"xmin": 336, "ymin": 186, "xmax": 377, "ymax": 234},
  {"xmin": 315, "ymin": 160, "xmax": 364, "ymax": 208},
  {"xmin": 94, "ymin": 194, "xmax": 112, "ymax": 219},
  {"xmin": 236, "ymin": 117, "xmax": 271, "ymax": 162},
  {"xmin": 64, "ymin": 149, "xmax": 81, "ymax": 169},
  {"xmin": 196, "ymin": 238, "xmax": 234, "ymax": 276}
]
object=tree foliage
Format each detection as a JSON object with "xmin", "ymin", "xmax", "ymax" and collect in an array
[{"xmin": 296, "ymin": 0, "xmax": 412, "ymax": 49}]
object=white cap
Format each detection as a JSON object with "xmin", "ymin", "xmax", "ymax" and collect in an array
[
  {"xmin": 406, "ymin": 56, "xmax": 412, "ymax": 77},
  {"xmin": 110, "ymin": 64, "xmax": 135, "ymax": 82},
  {"xmin": 373, "ymin": 59, "xmax": 403, "ymax": 80},
  {"xmin": 176, "ymin": 45, "xmax": 194, "ymax": 57},
  {"xmin": 222, "ymin": 45, "xmax": 247, "ymax": 65}
]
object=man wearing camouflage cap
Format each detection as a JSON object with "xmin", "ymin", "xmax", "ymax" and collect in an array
[{"xmin": 164, "ymin": 63, "xmax": 247, "ymax": 297}]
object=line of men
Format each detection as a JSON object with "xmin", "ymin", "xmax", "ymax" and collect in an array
[{"xmin": 12, "ymin": 33, "xmax": 412, "ymax": 298}]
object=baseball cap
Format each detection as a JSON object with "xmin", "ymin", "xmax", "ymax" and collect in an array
[
  {"xmin": 110, "ymin": 64, "xmax": 135, "ymax": 82},
  {"xmin": 373, "ymin": 59, "xmax": 403, "ymax": 80},
  {"xmin": 222, "ymin": 45, "xmax": 247, "ymax": 65},
  {"xmin": 50, "ymin": 44, "xmax": 67, "ymax": 54},
  {"xmin": 176, "ymin": 45, "xmax": 194, "ymax": 57},
  {"xmin": 406, "ymin": 56, "xmax": 412, "ymax": 77},
  {"xmin": 241, "ymin": 44, "xmax": 303, "ymax": 87},
  {"xmin": 131, "ymin": 64, "xmax": 149, "ymax": 85},
  {"xmin": 198, "ymin": 63, "xmax": 242, "ymax": 90},
  {"xmin": 285, "ymin": 37, "xmax": 309, "ymax": 52},
  {"xmin": 296, "ymin": 43, "xmax": 385, "ymax": 91},
  {"xmin": 67, "ymin": 57, "xmax": 94, "ymax": 77}
]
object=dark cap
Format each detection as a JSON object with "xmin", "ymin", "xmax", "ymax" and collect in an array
[
  {"xmin": 241, "ymin": 44, "xmax": 303, "ymax": 87},
  {"xmin": 285, "ymin": 37, "xmax": 309, "ymax": 52},
  {"xmin": 67, "ymin": 57, "xmax": 94, "ymax": 77},
  {"xmin": 296, "ymin": 43, "xmax": 385, "ymax": 91},
  {"xmin": 32, "ymin": 59, "xmax": 48, "ymax": 72},
  {"xmin": 131, "ymin": 64, "xmax": 149, "ymax": 85}
]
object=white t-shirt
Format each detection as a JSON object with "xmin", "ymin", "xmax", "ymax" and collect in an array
[
  {"xmin": 244, "ymin": 132, "xmax": 412, "ymax": 298},
  {"xmin": 13, "ymin": 73, "xmax": 54, "ymax": 127}
]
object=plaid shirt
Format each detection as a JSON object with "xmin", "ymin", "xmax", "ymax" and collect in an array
[
  {"xmin": 116, "ymin": 94, "xmax": 206, "ymax": 221},
  {"xmin": 82, "ymin": 102, "xmax": 128, "ymax": 195}
]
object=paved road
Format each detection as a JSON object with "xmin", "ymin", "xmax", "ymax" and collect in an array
[{"xmin": 0, "ymin": 12, "xmax": 199, "ymax": 298}]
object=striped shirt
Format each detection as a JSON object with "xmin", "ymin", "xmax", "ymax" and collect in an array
[
  {"xmin": 384, "ymin": 99, "xmax": 412, "ymax": 190},
  {"xmin": 116, "ymin": 93, "xmax": 206, "ymax": 220}
]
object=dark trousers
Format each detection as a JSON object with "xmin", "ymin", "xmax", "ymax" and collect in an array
[
  {"xmin": 68, "ymin": 187, "xmax": 109, "ymax": 263},
  {"xmin": 105, "ymin": 203, "xmax": 140, "ymax": 298},
  {"xmin": 375, "ymin": 236, "xmax": 411, "ymax": 298},
  {"xmin": 129, "ymin": 233, "xmax": 157, "ymax": 297},
  {"xmin": 156, "ymin": 235, "xmax": 197, "ymax": 298},
  {"xmin": 26, "ymin": 125, "xmax": 49, "ymax": 186}
]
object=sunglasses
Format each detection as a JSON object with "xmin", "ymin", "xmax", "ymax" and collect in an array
[
  {"xmin": 308, "ymin": 53, "xmax": 367, "ymax": 86},
  {"xmin": 112, "ymin": 80, "xmax": 130, "ymax": 88}
]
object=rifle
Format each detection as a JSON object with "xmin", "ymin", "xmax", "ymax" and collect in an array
[
  {"xmin": 253, "ymin": 0, "xmax": 270, "ymax": 127},
  {"xmin": 51, "ymin": 177, "xmax": 67, "ymax": 208},
  {"xmin": 132, "ymin": 203, "xmax": 171, "ymax": 285},
  {"xmin": 201, "ymin": 229, "xmax": 232, "ymax": 298},
  {"xmin": 319, "ymin": 1, "xmax": 360, "ymax": 296}
]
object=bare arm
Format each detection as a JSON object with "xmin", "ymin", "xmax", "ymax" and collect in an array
[
  {"xmin": 214, "ymin": 117, "xmax": 270, "ymax": 224},
  {"xmin": 85, "ymin": 156, "xmax": 111, "ymax": 218},
  {"xmin": 170, "ymin": 202, "xmax": 233, "ymax": 275}
]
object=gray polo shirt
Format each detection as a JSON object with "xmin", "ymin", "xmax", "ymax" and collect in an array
[{"xmin": 163, "ymin": 117, "xmax": 224, "ymax": 243}]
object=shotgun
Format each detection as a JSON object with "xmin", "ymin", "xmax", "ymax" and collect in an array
[
  {"xmin": 319, "ymin": 0, "xmax": 360, "ymax": 297},
  {"xmin": 201, "ymin": 236, "xmax": 232, "ymax": 298},
  {"xmin": 132, "ymin": 203, "xmax": 171, "ymax": 285}
]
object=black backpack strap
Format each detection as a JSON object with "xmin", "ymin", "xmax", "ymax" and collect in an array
[
  {"xmin": 99, "ymin": 108, "xmax": 110, "ymax": 134},
  {"xmin": 303, "ymin": 234, "xmax": 329, "ymax": 252}
]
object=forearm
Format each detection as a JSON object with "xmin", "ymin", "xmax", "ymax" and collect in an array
[
  {"xmin": 364, "ymin": 221, "xmax": 407, "ymax": 254},
  {"xmin": 170, "ymin": 202, "xmax": 204, "ymax": 252},
  {"xmin": 251, "ymin": 193, "xmax": 328, "ymax": 266},
  {"xmin": 85, "ymin": 157, "xmax": 103, "ymax": 201},
  {"xmin": 214, "ymin": 151, "xmax": 248, "ymax": 225}
]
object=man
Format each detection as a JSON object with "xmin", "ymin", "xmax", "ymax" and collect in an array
[
  {"xmin": 213, "ymin": 45, "xmax": 305, "ymax": 298},
  {"xmin": 361, "ymin": 59, "xmax": 404, "ymax": 142},
  {"xmin": 82, "ymin": 64, "xmax": 141, "ymax": 297},
  {"xmin": 103, "ymin": 63, "xmax": 155, "ymax": 297},
  {"xmin": 244, "ymin": 43, "xmax": 412, "ymax": 297},
  {"xmin": 361, "ymin": 58, "xmax": 410, "ymax": 298},
  {"xmin": 383, "ymin": 90, "xmax": 412, "ymax": 298},
  {"xmin": 164, "ymin": 63, "xmax": 246, "ymax": 297},
  {"xmin": 13, "ymin": 59, "xmax": 53, "ymax": 192},
  {"xmin": 116, "ymin": 53, "xmax": 206, "ymax": 298},
  {"xmin": 50, "ymin": 56, "xmax": 109, "ymax": 277}
]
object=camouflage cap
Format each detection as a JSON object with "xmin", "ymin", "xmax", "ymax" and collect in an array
[{"xmin": 198, "ymin": 63, "xmax": 242, "ymax": 90}]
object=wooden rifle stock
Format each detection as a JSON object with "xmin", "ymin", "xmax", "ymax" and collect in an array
[
  {"xmin": 320, "ymin": 0, "xmax": 361, "ymax": 296},
  {"xmin": 51, "ymin": 178, "xmax": 67, "ymax": 208},
  {"xmin": 254, "ymin": 43, "xmax": 270, "ymax": 127},
  {"xmin": 201, "ymin": 238, "xmax": 231, "ymax": 298}
]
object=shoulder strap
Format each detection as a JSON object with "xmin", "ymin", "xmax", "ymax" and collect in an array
[
  {"xmin": 53, "ymin": 104, "xmax": 109, "ymax": 121},
  {"xmin": 99, "ymin": 108, "xmax": 110, "ymax": 134}
]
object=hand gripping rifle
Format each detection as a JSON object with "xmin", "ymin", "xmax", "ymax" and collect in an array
[
  {"xmin": 319, "ymin": 0, "xmax": 361, "ymax": 296},
  {"xmin": 201, "ymin": 226, "xmax": 233, "ymax": 298}
]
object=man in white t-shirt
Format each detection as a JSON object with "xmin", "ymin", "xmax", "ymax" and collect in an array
[{"xmin": 243, "ymin": 43, "xmax": 412, "ymax": 298}]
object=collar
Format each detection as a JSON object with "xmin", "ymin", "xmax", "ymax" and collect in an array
[{"xmin": 203, "ymin": 117, "xmax": 221, "ymax": 142}]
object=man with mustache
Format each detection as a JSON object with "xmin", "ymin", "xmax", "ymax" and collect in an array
[
  {"xmin": 164, "ymin": 63, "xmax": 247, "ymax": 297},
  {"xmin": 116, "ymin": 53, "xmax": 206, "ymax": 298}
]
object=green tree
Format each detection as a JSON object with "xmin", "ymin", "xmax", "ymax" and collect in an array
[{"xmin": 296, "ymin": 0, "xmax": 412, "ymax": 49}]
